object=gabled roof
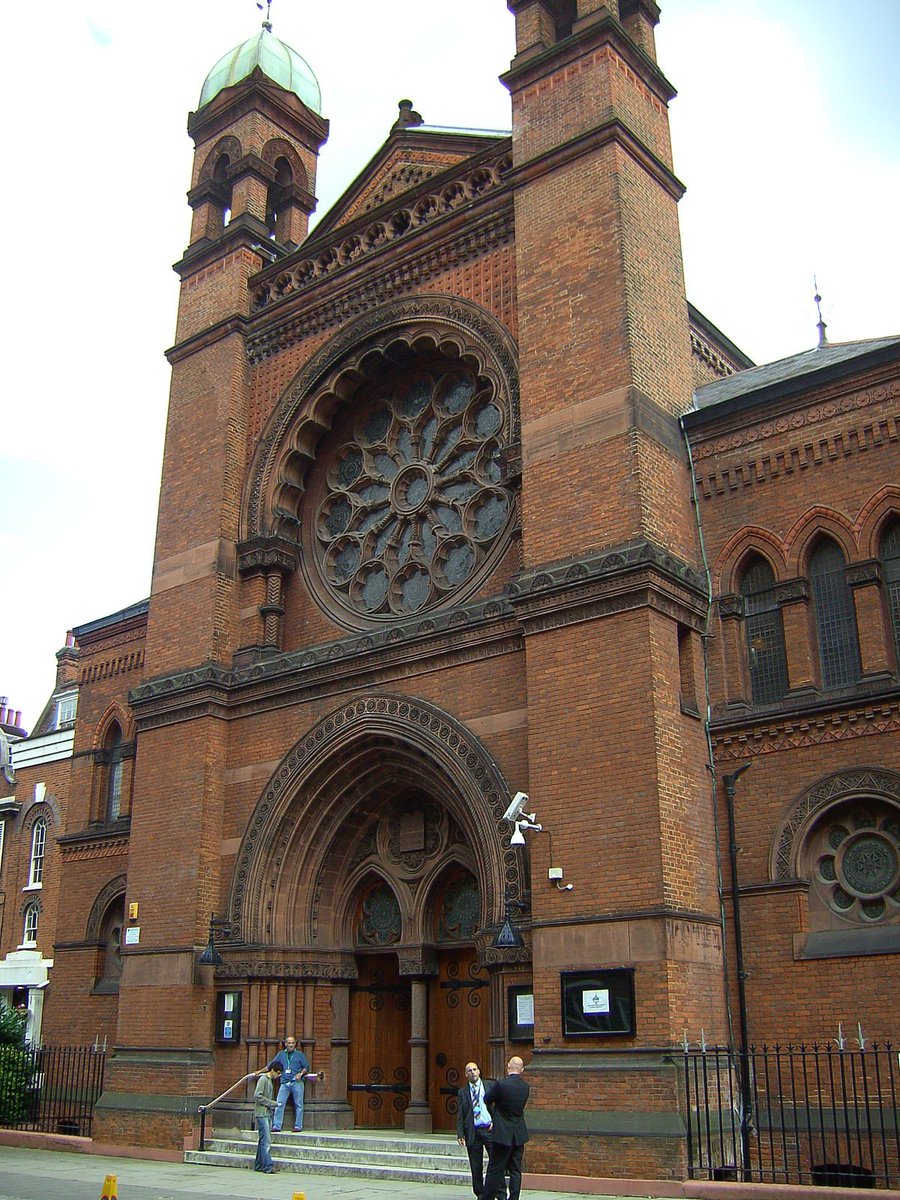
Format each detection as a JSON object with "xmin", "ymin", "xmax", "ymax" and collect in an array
[
  {"xmin": 314, "ymin": 120, "xmax": 509, "ymax": 239},
  {"xmin": 685, "ymin": 335, "xmax": 900, "ymax": 426}
]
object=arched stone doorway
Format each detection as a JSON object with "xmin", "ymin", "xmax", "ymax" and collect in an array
[{"xmin": 227, "ymin": 695, "xmax": 528, "ymax": 1132}]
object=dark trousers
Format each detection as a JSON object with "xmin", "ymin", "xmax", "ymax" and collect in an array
[
  {"xmin": 465, "ymin": 1127, "xmax": 507, "ymax": 1198},
  {"xmin": 483, "ymin": 1140, "xmax": 523, "ymax": 1200}
]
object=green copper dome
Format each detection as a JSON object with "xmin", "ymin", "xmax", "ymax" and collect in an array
[{"xmin": 198, "ymin": 24, "xmax": 321, "ymax": 113}]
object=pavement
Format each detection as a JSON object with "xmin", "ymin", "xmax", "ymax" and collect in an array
[{"xmin": 0, "ymin": 1146, "xmax": 682, "ymax": 1200}]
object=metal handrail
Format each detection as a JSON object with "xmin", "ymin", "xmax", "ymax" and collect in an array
[
  {"xmin": 198, "ymin": 1071, "xmax": 260, "ymax": 1152},
  {"xmin": 197, "ymin": 1069, "xmax": 326, "ymax": 1151}
]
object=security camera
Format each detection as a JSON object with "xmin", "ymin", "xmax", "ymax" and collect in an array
[{"xmin": 503, "ymin": 791, "xmax": 531, "ymax": 822}]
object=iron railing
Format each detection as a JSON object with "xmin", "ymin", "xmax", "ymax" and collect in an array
[
  {"xmin": 0, "ymin": 1043, "xmax": 107, "ymax": 1137},
  {"xmin": 684, "ymin": 1040, "xmax": 899, "ymax": 1189}
]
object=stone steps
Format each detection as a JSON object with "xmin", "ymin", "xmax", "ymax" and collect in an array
[{"xmin": 185, "ymin": 1128, "xmax": 471, "ymax": 1185}]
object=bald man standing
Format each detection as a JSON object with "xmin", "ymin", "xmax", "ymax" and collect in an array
[{"xmin": 481, "ymin": 1056, "xmax": 530, "ymax": 1200}]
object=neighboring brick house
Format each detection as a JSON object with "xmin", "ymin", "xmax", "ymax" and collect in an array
[
  {"xmin": 0, "ymin": 605, "xmax": 147, "ymax": 1049},
  {"xmin": 6, "ymin": 2, "xmax": 897, "ymax": 1182}
]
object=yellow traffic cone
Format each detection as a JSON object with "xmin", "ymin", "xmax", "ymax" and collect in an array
[{"xmin": 100, "ymin": 1175, "xmax": 118, "ymax": 1200}]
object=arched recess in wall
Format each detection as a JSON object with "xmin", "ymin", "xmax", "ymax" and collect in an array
[
  {"xmin": 226, "ymin": 694, "xmax": 524, "ymax": 951},
  {"xmin": 241, "ymin": 296, "xmax": 520, "ymax": 630},
  {"xmin": 86, "ymin": 875, "xmax": 127, "ymax": 992}
]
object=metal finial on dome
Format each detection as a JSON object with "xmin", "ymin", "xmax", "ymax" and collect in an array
[
  {"xmin": 256, "ymin": 0, "xmax": 273, "ymax": 32},
  {"xmin": 813, "ymin": 277, "xmax": 828, "ymax": 347}
]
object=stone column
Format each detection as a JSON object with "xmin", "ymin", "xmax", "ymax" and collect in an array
[
  {"xmin": 406, "ymin": 978, "xmax": 431, "ymax": 1132},
  {"xmin": 326, "ymin": 981, "xmax": 354, "ymax": 1130}
]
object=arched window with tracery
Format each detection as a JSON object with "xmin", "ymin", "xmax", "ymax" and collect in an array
[
  {"xmin": 880, "ymin": 518, "xmax": 900, "ymax": 667},
  {"xmin": 740, "ymin": 555, "xmax": 789, "ymax": 705},
  {"xmin": 810, "ymin": 539, "xmax": 861, "ymax": 689}
]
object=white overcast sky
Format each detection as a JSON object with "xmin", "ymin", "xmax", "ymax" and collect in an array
[{"xmin": 2, "ymin": 0, "xmax": 898, "ymax": 731}]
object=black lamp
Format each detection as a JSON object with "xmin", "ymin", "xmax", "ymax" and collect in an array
[{"xmin": 198, "ymin": 913, "xmax": 230, "ymax": 966}]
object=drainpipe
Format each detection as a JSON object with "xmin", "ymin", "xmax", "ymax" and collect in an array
[{"xmin": 722, "ymin": 761, "xmax": 752, "ymax": 1181}]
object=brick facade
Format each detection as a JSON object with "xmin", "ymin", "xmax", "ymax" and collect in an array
[{"xmin": 2, "ymin": 1, "xmax": 896, "ymax": 1182}]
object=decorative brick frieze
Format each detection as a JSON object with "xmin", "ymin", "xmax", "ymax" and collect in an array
[
  {"xmin": 214, "ymin": 954, "xmax": 358, "ymax": 981},
  {"xmin": 692, "ymin": 392, "xmax": 900, "ymax": 500},
  {"xmin": 710, "ymin": 695, "xmax": 900, "ymax": 760},
  {"xmin": 246, "ymin": 208, "xmax": 514, "ymax": 360},
  {"xmin": 247, "ymin": 146, "xmax": 513, "ymax": 323}
]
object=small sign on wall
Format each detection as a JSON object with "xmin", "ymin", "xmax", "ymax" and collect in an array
[{"xmin": 124, "ymin": 926, "xmax": 140, "ymax": 946}]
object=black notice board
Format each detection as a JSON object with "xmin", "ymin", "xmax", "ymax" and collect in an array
[{"xmin": 561, "ymin": 969, "xmax": 635, "ymax": 1037}]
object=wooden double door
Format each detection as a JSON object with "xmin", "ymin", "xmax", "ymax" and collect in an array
[{"xmin": 348, "ymin": 948, "xmax": 489, "ymax": 1129}]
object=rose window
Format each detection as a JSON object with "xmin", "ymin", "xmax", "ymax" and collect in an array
[
  {"xmin": 304, "ymin": 357, "xmax": 513, "ymax": 625},
  {"xmin": 814, "ymin": 811, "xmax": 900, "ymax": 922}
]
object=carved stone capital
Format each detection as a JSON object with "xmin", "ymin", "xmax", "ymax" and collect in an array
[
  {"xmin": 237, "ymin": 536, "xmax": 299, "ymax": 578},
  {"xmin": 845, "ymin": 559, "xmax": 882, "ymax": 588},
  {"xmin": 397, "ymin": 948, "xmax": 438, "ymax": 978},
  {"xmin": 774, "ymin": 577, "xmax": 809, "ymax": 607},
  {"xmin": 717, "ymin": 593, "xmax": 743, "ymax": 620}
]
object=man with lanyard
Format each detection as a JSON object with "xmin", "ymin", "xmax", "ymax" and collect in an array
[
  {"xmin": 269, "ymin": 1035, "xmax": 310, "ymax": 1133},
  {"xmin": 457, "ymin": 1061, "xmax": 507, "ymax": 1200}
]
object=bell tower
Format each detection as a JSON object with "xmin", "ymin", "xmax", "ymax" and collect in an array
[
  {"xmin": 94, "ymin": 20, "xmax": 328, "ymax": 1149},
  {"xmin": 505, "ymin": 0, "xmax": 728, "ymax": 1178}
]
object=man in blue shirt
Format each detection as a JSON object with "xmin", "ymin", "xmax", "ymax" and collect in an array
[{"xmin": 269, "ymin": 1035, "xmax": 311, "ymax": 1132}]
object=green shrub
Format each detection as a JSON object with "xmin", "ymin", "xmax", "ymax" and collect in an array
[{"xmin": 0, "ymin": 1006, "xmax": 30, "ymax": 1125}]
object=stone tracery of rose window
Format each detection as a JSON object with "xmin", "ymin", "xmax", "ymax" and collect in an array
[
  {"xmin": 303, "ymin": 353, "xmax": 513, "ymax": 625},
  {"xmin": 809, "ymin": 801, "xmax": 900, "ymax": 924}
]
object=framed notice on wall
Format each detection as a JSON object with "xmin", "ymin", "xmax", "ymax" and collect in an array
[
  {"xmin": 215, "ymin": 990, "xmax": 243, "ymax": 1044},
  {"xmin": 507, "ymin": 985, "xmax": 535, "ymax": 1042},
  {"xmin": 561, "ymin": 969, "xmax": 635, "ymax": 1037}
]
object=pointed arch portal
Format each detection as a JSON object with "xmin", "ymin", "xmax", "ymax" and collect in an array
[{"xmin": 227, "ymin": 693, "xmax": 527, "ymax": 1131}]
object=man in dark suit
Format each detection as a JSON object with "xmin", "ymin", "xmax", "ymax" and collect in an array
[
  {"xmin": 481, "ymin": 1056, "xmax": 530, "ymax": 1200},
  {"xmin": 457, "ymin": 1061, "xmax": 506, "ymax": 1200}
]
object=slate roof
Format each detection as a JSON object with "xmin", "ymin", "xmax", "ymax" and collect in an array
[{"xmin": 688, "ymin": 335, "xmax": 900, "ymax": 420}]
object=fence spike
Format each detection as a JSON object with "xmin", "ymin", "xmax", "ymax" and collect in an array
[
  {"xmin": 834, "ymin": 1023, "xmax": 846, "ymax": 1051},
  {"xmin": 856, "ymin": 1022, "xmax": 867, "ymax": 1050}
]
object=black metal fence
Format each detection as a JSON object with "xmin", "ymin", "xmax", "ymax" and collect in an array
[
  {"xmin": 684, "ymin": 1042, "xmax": 900, "ymax": 1189},
  {"xmin": 0, "ymin": 1044, "xmax": 107, "ymax": 1137}
]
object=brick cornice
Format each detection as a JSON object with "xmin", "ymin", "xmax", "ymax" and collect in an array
[
  {"xmin": 504, "ymin": 115, "xmax": 684, "ymax": 203},
  {"xmin": 509, "ymin": 539, "xmax": 707, "ymax": 633}
]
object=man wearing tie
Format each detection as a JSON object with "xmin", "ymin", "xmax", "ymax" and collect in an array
[
  {"xmin": 457, "ymin": 1061, "xmax": 506, "ymax": 1200},
  {"xmin": 482, "ymin": 1057, "xmax": 530, "ymax": 1200}
]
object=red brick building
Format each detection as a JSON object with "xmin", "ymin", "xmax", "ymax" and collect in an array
[{"xmin": 1, "ymin": 0, "xmax": 896, "ymax": 1182}]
